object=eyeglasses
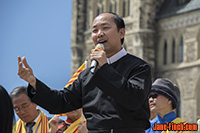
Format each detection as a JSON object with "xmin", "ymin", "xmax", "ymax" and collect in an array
[
  {"xmin": 14, "ymin": 103, "xmax": 32, "ymax": 113},
  {"xmin": 148, "ymin": 92, "xmax": 158, "ymax": 99}
]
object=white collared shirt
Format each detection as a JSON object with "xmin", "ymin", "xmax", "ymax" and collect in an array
[{"xmin": 106, "ymin": 47, "xmax": 127, "ymax": 64}]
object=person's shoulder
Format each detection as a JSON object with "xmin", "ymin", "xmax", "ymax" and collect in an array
[
  {"xmin": 172, "ymin": 117, "xmax": 188, "ymax": 124},
  {"xmin": 150, "ymin": 117, "xmax": 158, "ymax": 123},
  {"xmin": 149, "ymin": 116, "xmax": 160, "ymax": 127},
  {"xmin": 145, "ymin": 117, "xmax": 158, "ymax": 133},
  {"xmin": 15, "ymin": 119, "xmax": 22, "ymax": 124},
  {"xmin": 125, "ymin": 53, "xmax": 149, "ymax": 64},
  {"xmin": 13, "ymin": 119, "xmax": 22, "ymax": 128},
  {"xmin": 145, "ymin": 117, "xmax": 159, "ymax": 133},
  {"xmin": 123, "ymin": 54, "xmax": 151, "ymax": 71}
]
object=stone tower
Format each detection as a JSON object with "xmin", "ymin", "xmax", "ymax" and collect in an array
[{"xmin": 71, "ymin": 0, "xmax": 200, "ymax": 123}]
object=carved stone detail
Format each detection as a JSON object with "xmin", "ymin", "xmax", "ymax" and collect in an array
[{"xmin": 158, "ymin": 11, "xmax": 200, "ymax": 31}]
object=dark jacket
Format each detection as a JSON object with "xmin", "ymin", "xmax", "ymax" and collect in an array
[{"xmin": 28, "ymin": 54, "xmax": 152, "ymax": 131}]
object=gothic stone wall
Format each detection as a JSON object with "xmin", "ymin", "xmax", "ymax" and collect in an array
[{"xmin": 156, "ymin": 9, "xmax": 200, "ymax": 123}]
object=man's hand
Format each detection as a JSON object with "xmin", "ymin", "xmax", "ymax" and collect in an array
[
  {"xmin": 78, "ymin": 121, "xmax": 88, "ymax": 133},
  {"xmin": 48, "ymin": 116, "xmax": 60, "ymax": 133},
  {"xmin": 90, "ymin": 49, "xmax": 107, "ymax": 69},
  {"xmin": 17, "ymin": 56, "xmax": 36, "ymax": 89}
]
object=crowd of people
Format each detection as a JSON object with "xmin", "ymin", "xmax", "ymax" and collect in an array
[{"xmin": 1, "ymin": 12, "xmax": 198, "ymax": 133}]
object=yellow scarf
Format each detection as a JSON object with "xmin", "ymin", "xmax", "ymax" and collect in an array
[
  {"xmin": 64, "ymin": 116, "xmax": 86, "ymax": 133},
  {"xmin": 161, "ymin": 118, "xmax": 193, "ymax": 133},
  {"xmin": 13, "ymin": 109, "xmax": 49, "ymax": 133}
]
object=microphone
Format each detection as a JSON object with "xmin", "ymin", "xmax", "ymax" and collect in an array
[
  {"xmin": 197, "ymin": 119, "xmax": 200, "ymax": 131},
  {"xmin": 90, "ymin": 43, "xmax": 104, "ymax": 73}
]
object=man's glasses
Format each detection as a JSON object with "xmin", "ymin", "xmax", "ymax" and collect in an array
[
  {"xmin": 14, "ymin": 103, "xmax": 32, "ymax": 113},
  {"xmin": 148, "ymin": 92, "xmax": 158, "ymax": 99}
]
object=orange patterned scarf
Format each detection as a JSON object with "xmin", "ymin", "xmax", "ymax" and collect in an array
[{"xmin": 13, "ymin": 109, "xmax": 49, "ymax": 133}]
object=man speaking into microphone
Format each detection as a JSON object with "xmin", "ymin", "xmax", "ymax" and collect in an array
[
  {"xmin": 18, "ymin": 12, "xmax": 152, "ymax": 133},
  {"xmin": 90, "ymin": 43, "xmax": 104, "ymax": 73}
]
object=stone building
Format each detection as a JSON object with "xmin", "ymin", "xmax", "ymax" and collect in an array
[{"xmin": 70, "ymin": 0, "xmax": 200, "ymax": 123}]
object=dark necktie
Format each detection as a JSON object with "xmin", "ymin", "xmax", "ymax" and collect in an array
[{"xmin": 26, "ymin": 122, "xmax": 35, "ymax": 133}]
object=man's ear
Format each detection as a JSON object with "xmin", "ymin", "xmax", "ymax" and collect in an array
[
  {"xmin": 168, "ymin": 99, "xmax": 172, "ymax": 105},
  {"xmin": 32, "ymin": 103, "xmax": 38, "ymax": 108},
  {"xmin": 119, "ymin": 28, "xmax": 125, "ymax": 39}
]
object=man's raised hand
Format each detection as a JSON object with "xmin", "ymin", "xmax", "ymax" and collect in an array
[{"xmin": 18, "ymin": 56, "xmax": 36, "ymax": 89}]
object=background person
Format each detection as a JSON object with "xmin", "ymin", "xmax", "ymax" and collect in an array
[
  {"xmin": 49, "ymin": 108, "xmax": 87, "ymax": 133},
  {"xmin": 17, "ymin": 12, "xmax": 152, "ymax": 132},
  {"xmin": 146, "ymin": 78, "xmax": 192, "ymax": 133},
  {"xmin": 0, "ymin": 85, "xmax": 15, "ymax": 133},
  {"xmin": 10, "ymin": 86, "xmax": 49, "ymax": 133}
]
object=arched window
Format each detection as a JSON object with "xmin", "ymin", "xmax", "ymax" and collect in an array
[
  {"xmin": 109, "ymin": 0, "xmax": 116, "ymax": 13},
  {"xmin": 97, "ymin": 6, "xmax": 104, "ymax": 15},
  {"xmin": 122, "ymin": 0, "xmax": 126, "ymax": 17},
  {"xmin": 115, "ymin": 2, "xmax": 117, "ymax": 13},
  {"xmin": 127, "ymin": 0, "xmax": 130, "ymax": 16},
  {"xmin": 172, "ymin": 39, "xmax": 176, "ymax": 63},
  {"xmin": 97, "ymin": 7, "xmax": 100, "ymax": 16},
  {"xmin": 110, "ymin": 3, "xmax": 113, "ymax": 12},
  {"xmin": 97, "ymin": 1, "xmax": 104, "ymax": 15},
  {"xmin": 164, "ymin": 41, "xmax": 167, "ymax": 65},
  {"xmin": 122, "ymin": 0, "xmax": 130, "ymax": 17},
  {"xmin": 178, "ymin": 36, "xmax": 184, "ymax": 62}
]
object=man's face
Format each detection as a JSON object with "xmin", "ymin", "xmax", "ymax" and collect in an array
[
  {"xmin": 12, "ymin": 93, "xmax": 38, "ymax": 123},
  {"xmin": 148, "ymin": 92, "xmax": 172, "ymax": 114},
  {"xmin": 91, "ymin": 13, "xmax": 125, "ymax": 58},
  {"xmin": 66, "ymin": 108, "xmax": 82, "ymax": 121}
]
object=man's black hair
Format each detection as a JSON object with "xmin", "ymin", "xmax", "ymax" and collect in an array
[{"xmin": 109, "ymin": 12, "xmax": 125, "ymax": 45}]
